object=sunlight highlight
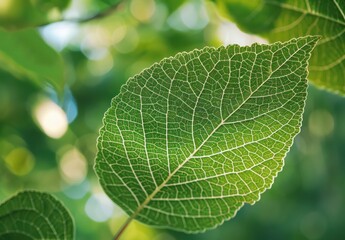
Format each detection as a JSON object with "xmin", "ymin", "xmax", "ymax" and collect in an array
[
  {"xmin": 168, "ymin": 1, "xmax": 209, "ymax": 31},
  {"xmin": 33, "ymin": 99, "xmax": 68, "ymax": 139},
  {"xmin": 59, "ymin": 147, "xmax": 87, "ymax": 183},
  {"xmin": 4, "ymin": 147, "xmax": 35, "ymax": 176},
  {"xmin": 85, "ymin": 193, "xmax": 115, "ymax": 222},
  {"xmin": 217, "ymin": 21, "xmax": 267, "ymax": 46},
  {"xmin": 130, "ymin": 0, "xmax": 156, "ymax": 22},
  {"xmin": 0, "ymin": 0, "xmax": 11, "ymax": 14},
  {"xmin": 308, "ymin": 110, "xmax": 334, "ymax": 137}
]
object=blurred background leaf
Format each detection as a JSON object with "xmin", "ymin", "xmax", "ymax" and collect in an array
[
  {"xmin": 213, "ymin": 0, "xmax": 284, "ymax": 33},
  {"xmin": 0, "ymin": 0, "xmax": 71, "ymax": 29},
  {"xmin": 0, "ymin": 29, "xmax": 65, "ymax": 93},
  {"xmin": 0, "ymin": 190, "xmax": 74, "ymax": 240},
  {"xmin": 0, "ymin": 0, "xmax": 344, "ymax": 239},
  {"xmin": 213, "ymin": 0, "xmax": 345, "ymax": 95}
]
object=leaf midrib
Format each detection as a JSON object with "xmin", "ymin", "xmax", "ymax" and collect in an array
[{"xmin": 126, "ymin": 39, "xmax": 310, "ymax": 222}]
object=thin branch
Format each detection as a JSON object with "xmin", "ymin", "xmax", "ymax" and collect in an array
[{"xmin": 38, "ymin": 1, "xmax": 125, "ymax": 27}]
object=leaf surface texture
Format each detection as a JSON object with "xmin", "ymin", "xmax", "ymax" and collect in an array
[
  {"xmin": 95, "ymin": 36, "xmax": 318, "ymax": 232},
  {"xmin": 0, "ymin": 191, "xmax": 74, "ymax": 240},
  {"xmin": 217, "ymin": 0, "xmax": 345, "ymax": 94}
]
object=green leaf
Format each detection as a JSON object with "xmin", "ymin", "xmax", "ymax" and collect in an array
[
  {"xmin": 95, "ymin": 36, "xmax": 318, "ymax": 232},
  {"xmin": 216, "ymin": 0, "xmax": 345, "ymax": 95},
  {"xmin": 0, "ymin": 190, "xmax": 74, "ymax": 240},
  {"xmin": 0, "ymin": 29, "xmax": 65, "ymax": 93},
  {"xmin": 0, "ymin": 0, "xmax": 71, "ymax": 29}
]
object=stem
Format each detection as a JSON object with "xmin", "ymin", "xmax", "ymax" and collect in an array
[
  {"xmin": 74, "ymin": 2, "xmax": 124, "ymax": 23},
  {"xmin": 113, "ymin": 215, "xmax": 135, "ymax": 240},
  {"xmin": 38, "ymin": 1, "xmax": 126, "ymax": 27}
]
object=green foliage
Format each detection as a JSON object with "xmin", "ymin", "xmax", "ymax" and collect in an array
[
  {"xmin": 0, "ymin": 0, "xmax": 70, "ymax": 29},
  {"xmin": 0, "ymin": 191, "xmax": 74, "ymax": 240},
  {"xmin": 100, "ymin": 0, "xmax": 122, "ymax": 5},
  {"xmin": 216, "ymin": 0, "xmax": 285, "ymax": 33},
  {"xmin": 0, "ymin": 0, "xmax": 344, "ymax": 239},
  {"xmin": 216, "ymin": 0, "xmax": 345, "ymax": 95},
  {"xmin": 0, "ymin": 29, "xmax": 65, "ymax": 93},
  {"xmin": 95, "ymin": 36, "xmax": 318, "ymax": 232}
]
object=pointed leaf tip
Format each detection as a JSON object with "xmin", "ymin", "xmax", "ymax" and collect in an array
[{"xmin": 96, "ymin": 38, "xmax": 318, "ymax": 232}]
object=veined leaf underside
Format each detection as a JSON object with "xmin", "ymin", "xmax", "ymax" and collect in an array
[
  {"xmin": 0, "ymin": 191, "xmax": 74, "ymax": 240},
  {"xmin": 95, "ymin": 36, "xmax": 318, "ymax": 232},
  {"xmin": 222, "ymin": 0, "xmax": 344, "ymax": 94}
]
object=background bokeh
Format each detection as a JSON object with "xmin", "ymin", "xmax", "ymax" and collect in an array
[{"xmin": 0, "ymin": 0, "xmax": 344, "ymax": 239}]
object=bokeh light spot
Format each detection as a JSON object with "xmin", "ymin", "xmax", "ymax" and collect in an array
[
  {"xmin": 308, "ymin": 110, "xmax": 334, "ymax": 137},
  {"xmin": 180, "ymin": 2, "xmax": 208, "ymax": 30},
  {"xmin": 40, "ymin": 22, "xmax": 79, "ymax": 51},
  {"xmin": 168, "ymin": 1, "xmax": 209, "ymax": 31},
  {"xmin": 112, "ymin": 20, "xmax": 127, "ymax": 44},
  {"xmin": 4, "ymin": 147, "xmax": 35, "ymax": 176},
  {"xmin": 85, "ymin": 193, "xmax": 115, "ymax": 222},
  {"xmin": 130, "ymin": 0, "xmax": 156, "ymax": 22},
  {"xmin": 87, "ymin": 51, "xmax": 114, "ymax": 77},
  {"xmin": 63, "ymin": 180, "xmax": 90, "ymax": 199},
  {"xmin": 33, "ymin": 98, "xmax": 68, "ymax": 139},
  {"xmin": 114, "ymin": 27, "xmax": 139, "ymax": 54},
  {"xmin": 59, "ymin": 147, "xmax": 87, "ymax": 184},
  {"xmin": 217, "ymin": 21, "xmax": 267, "ymax": 46}
]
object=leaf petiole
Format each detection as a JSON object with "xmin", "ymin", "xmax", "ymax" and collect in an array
[{"xmin": 114, "ymin": 216, "xmax": 135, "ymax": 240}]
